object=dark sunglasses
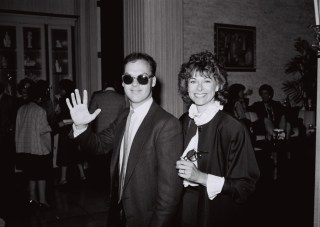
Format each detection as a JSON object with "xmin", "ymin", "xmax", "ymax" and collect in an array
[
  {"xmin": 183, "ymin": 149, "xmax": 208, "ymax": 162},
  {"xmin": 122, "ymin": 73, "xmax": 154, "ymax": 85}
]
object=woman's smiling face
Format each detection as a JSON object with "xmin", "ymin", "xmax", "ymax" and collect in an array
[{"xmin": 188, "ymin": 71, "xmax": 218, "ymax": 111}]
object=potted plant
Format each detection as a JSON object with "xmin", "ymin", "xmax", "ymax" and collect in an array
[{"xmin": 282, "ymin": 38, "xmax": 317, "ymax": 109}]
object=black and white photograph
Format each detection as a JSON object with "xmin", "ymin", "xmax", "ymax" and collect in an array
[{"xmin": 0, "ymin": 1, "xmax": 319, "ymax": 227}]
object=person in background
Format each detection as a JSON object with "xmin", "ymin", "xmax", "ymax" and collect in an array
[
  {"xmin": 224, "ymin": 83, "xmax": 250, "ymax": 121},
  {"xmin": 15, "ymin": 82, "xmax": 52, "ymax": 208},
  {"xmin": 0, "ymin": 82, "xmax": 16, "ymax": 219},
  {"xmin": 36, "ymin": 80, "xmax": 56, "ymax": 131},
  {"xmin": 176, "ymin": 51, "xmax": 260, "ymax": 227},
  {"xmin": 224, "ymin": 83, "xmax": 254, "ymax": 142},
  {"xmin": 36, "ymin": 80, "xmax": 58, "ymax": 179},
  {"xmin": 17, "ymin": 78, "xmax": 35, "ymax": 107},
  {"xmin": 248, "ymin": 84, "xmax": 287, "ymax": 140},
  {"xmin": 67, "ymin": 52, "xmax": 183, "ymax": 227},
  {"xmin": 87, "ymin": 80, "xmax": 127, "ymax": 188},
  {"xmin": 56, "ymin": 79, "xmax": 86, "ymax": 185},
  {"xmin": 89, "ymin": 80, "xmax": 127, "ymax": 133}
]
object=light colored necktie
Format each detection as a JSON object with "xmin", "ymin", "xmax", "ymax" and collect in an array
[{"xmin": 119, "ymin": 109, "xmax": 134, "ymax": 201}]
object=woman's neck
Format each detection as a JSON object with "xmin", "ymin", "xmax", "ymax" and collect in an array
[{"xmin": 196, "ymin": 101, "xmax": 215, "ymax": 114}]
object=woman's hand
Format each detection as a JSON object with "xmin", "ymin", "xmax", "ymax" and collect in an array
[
  {"xmin": 176, "ymin": 159, "xmax": 208, "ymax": 186},
  {"xmin": 66, "ymin": 89, "xmax": 101, "ymax": 129}
]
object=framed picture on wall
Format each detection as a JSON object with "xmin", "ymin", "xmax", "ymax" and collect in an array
[{"xmin": 214, "ymin": 23, "xmax": 256, "ymax": 72}]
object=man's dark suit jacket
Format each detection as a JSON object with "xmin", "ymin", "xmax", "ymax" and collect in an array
[
  {"xmin": 248, "ymin": 100, "xmax": 284, "ymax": 125},
  {"xmin": 76, "ymin": 101, "xmax": 183, "ymax": 227}
]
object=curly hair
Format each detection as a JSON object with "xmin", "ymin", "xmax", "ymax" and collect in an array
[
  {"xmin": 228, "ymin": 83, "xmax": 246, "ymax": 101},
  {"xmin": 178, "ymin": 51, "xmax": 228, "ymax": 105},
  {"xmin": 17, "ymin": 77, "xmax": 35, "ymax": 95},
  {"xmin": 224, "ymin": 83, "xmax": 246, "ymax": 114}
]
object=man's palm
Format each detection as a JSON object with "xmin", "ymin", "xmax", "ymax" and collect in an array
[{"xmin": 66, "ymin": 89, "xmax": 101, "ymax": 127}]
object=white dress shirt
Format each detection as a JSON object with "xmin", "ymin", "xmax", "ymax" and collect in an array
[{"xmin": 118, "ymin": 98, "xmax": 153, "ymax": 172}]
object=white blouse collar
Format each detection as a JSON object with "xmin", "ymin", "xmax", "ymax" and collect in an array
[{"xmin": 188, "ymin": 101, "xmax": 223, "ymax": 126}]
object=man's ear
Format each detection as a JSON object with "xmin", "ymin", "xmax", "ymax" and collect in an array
[{"xmin": 152, "ymin": 77, "xmax": 156, "ymax": 87}]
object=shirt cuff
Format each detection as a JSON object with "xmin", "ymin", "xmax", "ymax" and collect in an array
[
  {"xmin": 206, "ymin": 174, "xmax": 225, "ymax": 200},
  {"xmin": 72, "ymin": 124, "xmax": 87, "ymax": 137}
]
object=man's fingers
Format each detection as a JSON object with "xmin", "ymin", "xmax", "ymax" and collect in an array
[
  {"xmin": 75, "ymin": 89, "xmax": 81, "ymax": 104},
  {"xmin": 179, "ymin": 169, "xmax": 185, "ymax": 174},
  {"xmin": 92, "ymin": 109, "xmax": 101, "ymax": 118},
  {"xmin": 82, "ymin": 90, "xmax": 88, "ymax": 106},
  {"xmin": 71, "ymin": 92, "xmax": 77, "ymax": 106},
  {"xmin": 66, "ymin": 98, "xmax": 73, "ymax": 110}
]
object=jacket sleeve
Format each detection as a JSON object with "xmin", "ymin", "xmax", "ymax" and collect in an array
[
  {"xmin": 221, "ymin": 122, "xmax": 260, "ymax": 203},
  {"xmin": 74, "ymin": 119, "xmax": 115, "ymax": 155}
]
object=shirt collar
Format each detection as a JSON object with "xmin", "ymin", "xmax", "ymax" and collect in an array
[
  {"xmin": 104, "ymin": 87, "xmax": 115, "ymax": 92},
  {"xmin": 131, "ymin": 97, "xmax": 153, "ymax": 116}
]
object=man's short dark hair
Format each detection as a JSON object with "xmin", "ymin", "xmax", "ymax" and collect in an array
[
  {"xmin": 123, "ymin": 52, "xmax": 157, "ymax": 76},
  {"xmin": 259, "ymin": 84, "xmax": 274, "ymax": 98},
  {"xmin": 102, "ymin": 80, "xmax": 116, "ymax": 90},
  {"xmin": 17, "ymin": 78, "xmax": 35, "ymax": 95}
]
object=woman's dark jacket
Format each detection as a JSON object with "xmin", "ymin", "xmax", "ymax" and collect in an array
[{"xmin": 180, "ymin": 110, "xmax": 260, "ymax": 227}]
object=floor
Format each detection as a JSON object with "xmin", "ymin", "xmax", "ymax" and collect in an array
[
  {"xmin": 0, "ymin": 135, "xmax": 316, "ymax": 227},
  {"xmin": 5, "ymin": 182, "xmax": 109, "ymax": 227},
  {"xmin": 249, "ymin": 135, "xmax": 315, "ymax": 227},
  {"xmin": 1, "ymin": 156, "xmax": 111, "ymax": 227}
]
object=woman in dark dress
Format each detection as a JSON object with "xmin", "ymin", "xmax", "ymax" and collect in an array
[
  {"xmin": 176, "ymin": 51, "xmax": 260, "ymax": 227},
  {"xmin": 56, "ymin": 79, "xmax": 86, "ymax": 185}
]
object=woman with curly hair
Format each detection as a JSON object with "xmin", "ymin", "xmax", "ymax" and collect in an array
[
  {"xmin": 224, "ymin": 83, "xmax": 247, "ymax": 119},
  {"xmin": 224, "ymin": 83, "xmax": 253, "ymax": 134},
  {"xmin": 175, "ymin": 51, "xmax": 259, "ymax": 227}
]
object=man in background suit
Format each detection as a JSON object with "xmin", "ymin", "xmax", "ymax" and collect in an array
[
  {"xmin": 87, "ymin": 81, "xmax": 126, "ymax": 189},
  {"xmin": 89, "ymin": 81, "xmax": 127, "ymax": 133},
  {"xmin": 67, "ymin": 52, "xmax": 183, "ymax": 227}
]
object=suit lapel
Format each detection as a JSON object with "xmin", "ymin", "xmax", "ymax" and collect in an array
[{"xmin": 123, "ymin": 101, "xmax": 158, "ymax": 191}]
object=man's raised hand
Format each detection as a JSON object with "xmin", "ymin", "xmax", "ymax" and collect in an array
[{"xmin": 66, "ymin": 89, "xmax": 101, "ymax": 128}]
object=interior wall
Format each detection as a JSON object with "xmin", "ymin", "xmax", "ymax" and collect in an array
[
  {"xmin": 183, "ymin": 0, "xmax": 315, "ymax": 104},
  {"xmin": 0, "ymin": 0, "xmax": 76, "ymax": 15}
]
